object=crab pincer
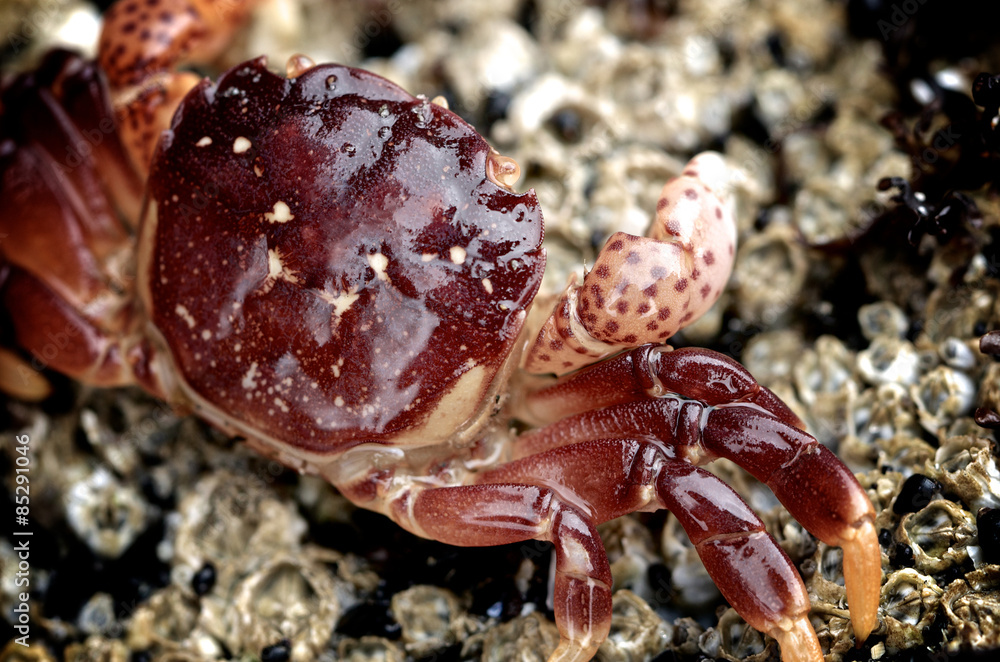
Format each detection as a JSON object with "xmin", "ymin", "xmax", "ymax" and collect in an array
[{"xmin": 524, "ymin": 152, "xmax": 737, "ymax": 375}]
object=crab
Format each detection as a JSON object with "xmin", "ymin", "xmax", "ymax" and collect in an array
[{"xmin": 0, "ymin": 1, "xmax": 881, "ymax": 661}]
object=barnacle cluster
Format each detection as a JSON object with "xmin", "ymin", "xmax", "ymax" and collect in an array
[{"xmin": 2, "ymin": 1, "xmax": 999, "ymax": 661}]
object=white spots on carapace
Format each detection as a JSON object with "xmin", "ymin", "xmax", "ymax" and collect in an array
[
  {"xmin": 175, "ymin": 304, "xmax": 196, "ymax": 329},
  {"xmin": 421, "ymin": 252, "xmax": 437, "ymax": 262},
  {"xmin": 273, "ymin": 397, "xmax": 290, "ymax": 413},
  {"xmin": 367, "ymin": 252, "xmax": 390, "ymax": 282},
  {"xmin": 196, "ymin": 136, "xmax": 212, "ymax": 147},
  {"xmin": 482, "ymin": 278, "xmax": 493, "ymax": 294},
  {"xmin": 201, "ymin": 330, "xmax": 212, "ymax": 340},
  {"xmin": 317, "ymin": 287, "xmax": 360, "ymax": 324},
  {"xmin": 269, "ymin": 249, "xmax": 297, "ymax": 281},
  {"xmin": 332, "ymin": 357, "xmax": 345, "ymax": 378},
  {"xmin": 233, "ymin": 136, "xmax": 252, "ymax": 154},
  {"xmin": 334, "ymin": 395, "xmax": 345, "ymax": 407},
  {"xmin": 242, "ymin": 362, "xmax": 259, "ymax": 390},
  {"xmin": 449, "ymin": 246, "xmax": 467, "ymax": 265},
  {"xmin": 264, "ymin": 200, "xmax": 294, "ymax": 224},
  {"xmin": 260, "ymin": 248, "xmax": 300, "ymax": 293}
]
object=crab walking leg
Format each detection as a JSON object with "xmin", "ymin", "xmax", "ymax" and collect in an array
[
  {"xmin": 704, "ymin": 405, "xmax": 880, "ymax": 643},
  {"xmin": 514, "ymin": 395, "xmax": 880, "ymax": 644},
  {"xmin": 0, "ymin": 272, "xmax": 161, "ymax": 392},
  {"xmin": 349, "ymin": 481, "xmax": 613, "ymax": 662},
  {"xmin": 476, "ymin": 440, "xmax": 824, "ymax": 662},
  {"xmin": 0, "ymin": 52, "xmax": 138, "ymax": 305},
  {"xmin": 518, "ymin": 345, "xmax": 804, "ymax": 430},
  {"xmin": 0, "ymin": 51, "xmax": 145, "ymax": 400},
  {"xmin": 652, "ymin": 460, "xmax": 824, "ymax": 662},
  {"xmin": 513, "ymin": 398, "xmax": 700, "ymax": 460},
  {"xmin": 524, "ymin": 152, "xmax": 737, "ymax": 376}
]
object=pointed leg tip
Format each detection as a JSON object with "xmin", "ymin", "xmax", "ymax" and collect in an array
[
  {"xmin": 842, "ymin": 517, "xmax": 881, "ymax": 645},
  {"xmin": 547, "ymin": 639, "xmax": 601, "ymax": 662},
  {"xmin": 770, "ymin": 615, "xmax": 824, "ymax": 662}
]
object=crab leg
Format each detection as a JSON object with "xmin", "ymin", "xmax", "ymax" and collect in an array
[
  {"xmin": 517, "ymin": 345, "xmax": 804, "ymax": 429},
  {"xmin": 0, "ymin": 51, "xmax": 145, "ymax": 399},
  {"xmin": 346, "ymin": 438, "xmax": 824, "ymax": 662},
  {"xmin": 1, "ymin": 273, "xmax": 135, "ymax": 388},
  {"xmin": 0, "ymin": 51, "xmax": 138, "ymax": 302},
  {"xmin": 479, "ymin": 440, "xmax": 825, "ymax": 662},
  {"xmin": 513, "ymin": 348, "xmax": 880, "ymax": 644},
  {"xmin": 342, "ymin": 480, "xmax": 613, "ymax": 662},
  {"xmin": 703, "ymin": 405, "xmax": 880, "ymax": 644}
]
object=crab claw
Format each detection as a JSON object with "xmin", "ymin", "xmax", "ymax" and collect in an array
[
  {"xmin": 525, "ymin": 152, "xmax": 737, "ymax": 375},
  {"xmin": 98, "ymin": 0, "xmax": 260, "ymax": 170}
]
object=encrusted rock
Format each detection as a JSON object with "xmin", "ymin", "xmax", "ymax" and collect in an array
[
  {"xmin": 596, "ymin": 590, "xmax": 672, "ymax": 662},
  {"xmin": 478, "ymin": 612, "xmax": 560, "ymax": 662},
  {"xmin": 65, "ymin": 465, "xmax": 148, "ymax": 558}
]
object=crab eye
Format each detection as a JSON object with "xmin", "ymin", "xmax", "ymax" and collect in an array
[{"xmin": 486, "ymin": 150, "xmax": 521, "ymax": 190}]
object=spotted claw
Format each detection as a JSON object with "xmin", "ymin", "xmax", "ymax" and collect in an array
[
  {"xmin": 524, "ymin": 152, "xmax": 737, "ymax": 375},
  {"xmin": 98, "ymin": 0, "xmax": 260, "ymax": 170}
]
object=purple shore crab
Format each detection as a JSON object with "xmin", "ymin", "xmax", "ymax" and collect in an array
[{"xmin": 0, "ymin": 1, "xmax": 881, "ymax": 660}]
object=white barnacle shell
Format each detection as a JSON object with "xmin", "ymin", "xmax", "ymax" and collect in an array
[
  {"xmin": 898, "ymin": 499, "xmax": 977, "ymax": 574},
  {"xmin": 857, "ymin": 336, "xmax": 923, "ymax": 386},
  {"xmin": 858, "ymin": 301, "xmax": 909, "ymax": 341},
  {"xmin": 65, "ymin": 465, "xmax": 148, "ymax": 558},
  {"xmin": 390, "ymin": 585, "xmax": 462, "ymax": 657},
  {"xmin": 232, "ymin": 551, "xmax": 344, "ymax": 657},
  {"xmin": 911, "ymin": 366, "xmax": 976, "ymax": 434},
  {"xmin": 880, "ymin": 568, "xmax": 944, "ymax": 649},
  {"xmin": 939, "ymin": 337, "xmax": 978, "ymax": 370},
  {"xmin": 933, "ymin": 437, "xmax": 1000, "ymax": 517}
]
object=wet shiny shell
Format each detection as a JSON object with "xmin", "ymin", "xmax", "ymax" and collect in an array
[{"xmin": 142, "ymin": 58, "xmax": 545, "ymax": 452}]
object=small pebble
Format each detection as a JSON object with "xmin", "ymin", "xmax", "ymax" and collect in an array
[
  {"xmin": 893, "ymin": 474, "xmax": 941, "ymax": 515},
  {"xmin": 892, "ymin": 543, "xmax": 915, "ymax": 567},
  {"xmin": 977, "ymin": 508, "xmax": 1000, "ymax": 564},
  {"xmin": 191, "ymin": 562, "xmax": 217, "ymax": 596},
  {"xmin": 261, "ymin": 639, "xmax": 292, "ymax": 662}
]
